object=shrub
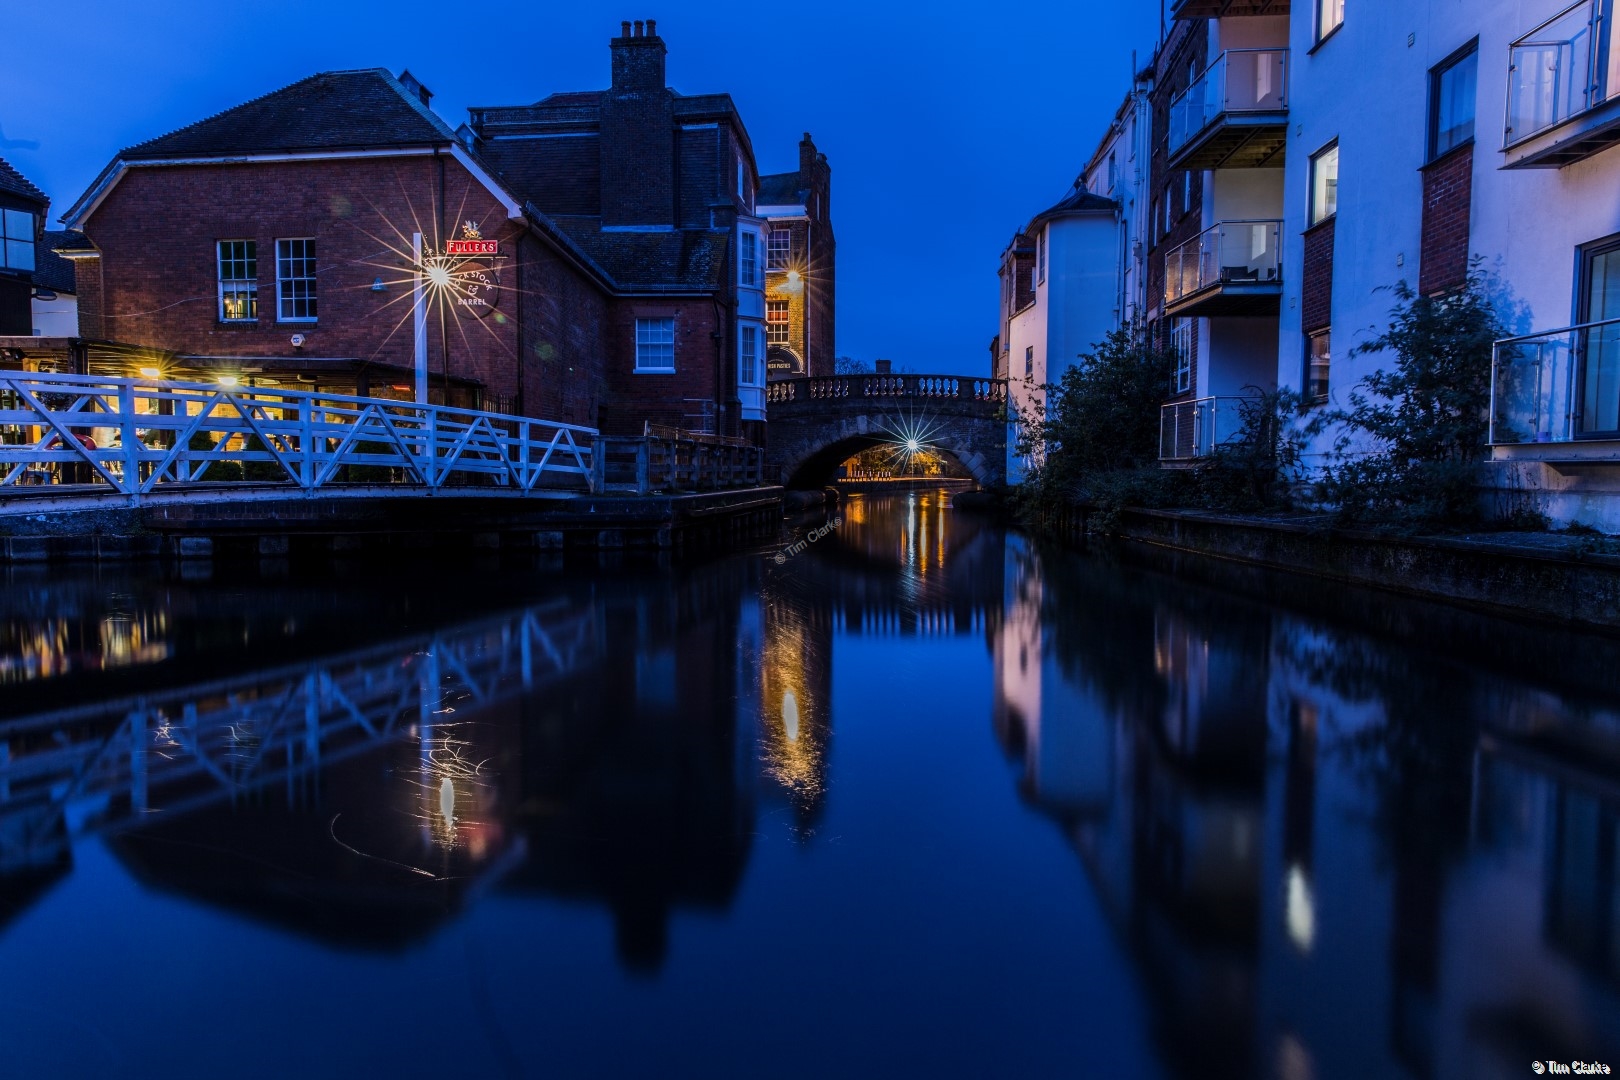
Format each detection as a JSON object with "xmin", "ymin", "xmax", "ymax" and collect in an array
[
  {"xmin": 1195, "ymin": 387, "xmax": 1310, "ymax": 511},
  {"xmin": 1035, "ymin": 323, "xmax": 1176, "ymax": 494}
]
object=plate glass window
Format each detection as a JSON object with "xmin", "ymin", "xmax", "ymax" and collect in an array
[
  {"xmin": 1, "ymin": 208, "xmax": 36, "ymax": 271},
  {"xmin": 1172, "ymin": 318, "xmax": 1193, "ymax": 393},
  {"xmin": 1309, "ymin": 144, "xmax": 1339, "ymax": 226},
  {"xmin": 766, "ymin": 299, "xmax": 789, "ymax": 346},
  {"xmin": 1429, "ymin": 44, "xmax": 1478, "ymax": 160},
  {"xmin": 767, "ymin": 230, "xmax": 791, "ymax": 270},
  {"xmin": 275, "ymin": 238, "xmax": 316, "ymax": 322},
  {"xmin": 635, "ymin": 317, "xmax": 676, "ymax": 372},
  {"xmin": 217, "ymin": 240, "xmax": 257, "ymax": 321},
  {"xmin": 1307, "ymin": 329, "xmax": 1332, "ymax": 402},
  {"xmin": 1317, "ymin": 0, "xmax": 1343, "ymax": 41}
]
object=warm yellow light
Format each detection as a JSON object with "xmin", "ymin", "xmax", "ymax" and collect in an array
[
  {"xmin": 138, "ymin": 366, "xmax": 161, "ymax": 379},
  {"xmin": 905, "ymin": 438, "xmax": 921, "ymax": 453},
  {"xmin": 217, "ymin": 376, "xmax": 240, "ymax": 388},
  {"xmin": 782, "ymin": 690, "xmax": 800, "ymax": 742},
  {"xmin": 426, "ymin": 263, "xmax": 453, "ymax": 289}
]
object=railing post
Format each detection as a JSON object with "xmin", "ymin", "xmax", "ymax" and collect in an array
[
  {"xmin": 636, "ymin": 439, "xmax": 650, "ymax": 496},
  {"xmin": 118, "ymin": 383, "xmax": 138, "ymax": 498},
  {"xmin": 300, "ymin": 403, "xmax": 316, "ymax": 491}
]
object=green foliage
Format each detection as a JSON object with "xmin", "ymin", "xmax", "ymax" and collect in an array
[
  {"xmin": 1195, "ymin": 387, "xmax": 1310, "ymax": 511},
  {"xmin": 1315, "ymin": 267, "xmax": 1503, "ymax": 525},
  {"xmin": 239, "ymin": 433, "xmax": 289, "ymax": 482},
  {"xmin": 186, "ymin": 429, "xmax": 240, "ymax": 482},
  {"xmin": 1036, "ymin": 323, "xmax": 1177, "ymax": 492}
]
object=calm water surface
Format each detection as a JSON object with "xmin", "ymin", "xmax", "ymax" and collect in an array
[{"xmin": 2, "ymin": 491, "xmax": 1618, "ymax": 1079}]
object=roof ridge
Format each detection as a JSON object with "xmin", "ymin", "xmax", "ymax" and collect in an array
[
  {"xmin": 119, "ymin": 69, "xmax": 388, "ymax": 157},
  {"xmin": 0, "ymin": 156, "xmax": 48, "ymax": 204}
]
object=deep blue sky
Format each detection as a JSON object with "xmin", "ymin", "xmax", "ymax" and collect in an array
[{"xmin": 2, "ymin": 1, "xmax": 1159, "ymax": 375}]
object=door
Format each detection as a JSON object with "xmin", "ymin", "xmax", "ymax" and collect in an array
[{"xmin": 1579, "ymin": 238, "xmax": 1620, "ymax": 436}]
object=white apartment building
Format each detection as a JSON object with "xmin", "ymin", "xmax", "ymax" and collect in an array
[{"xmin": 1132, "ymin": 0, "xmax": 1620, "ymax": 529}]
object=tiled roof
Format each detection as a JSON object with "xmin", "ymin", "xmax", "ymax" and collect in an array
[
  {"xmin": 33, "ymin": 231, "xmax": 81, "ymax": 294},
  {"xmin": 122, "ymin": 69, "xmax": 457, "ymax": 158},
  {"xmin": 0, "ymin": 157, "xmax": 47, "ymax": 205},
  {"xmin": 1029, "ymin": 182, "xmax": 1117, "ymax": 228},
  {"xmin": 551, "ymin": 217, "xmax": 729, "ymax": 291},
  {"xmin": 757, "ymin": 172, "xmax": 804, "ymax": 207}
]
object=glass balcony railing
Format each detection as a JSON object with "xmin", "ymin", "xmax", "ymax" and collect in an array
[
  {"xmin": 1491, "ymin": 317, "xmax": 1620, "ymax": 444},
  {"xmin": 1168, "ymin": 48, "xmax": 1290, "ymax": 158},
  {"xmin": 1505, "ymin": 0, "xmax": 1619, "ymax": 144},
  {"xmin": 1164, "ymin": 220, "xmax": 1283, "ymax": 308},
  {"xmin": 1160, "ymin": 396, "xmax": 1251, "ymax": 461}
]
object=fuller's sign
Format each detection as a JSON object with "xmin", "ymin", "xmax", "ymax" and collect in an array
[{"xmin": 446, "ymin": 239, "xmax": 499, "ymax": 257}]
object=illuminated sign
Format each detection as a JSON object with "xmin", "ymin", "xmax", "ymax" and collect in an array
[{"xmin": 447, "ymin": 239, "xmax": 499, "ymax": 257}]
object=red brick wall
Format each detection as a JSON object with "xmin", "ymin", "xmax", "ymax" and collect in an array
[
  {"xmin": 81, "ymin": 155, "xmax": 613, "ymax": 424},
  {"xmin": 599, "ymin": 297, "xmax": 721, "ymax": 436},
  {"xmin": 1419, "ymin": 144, "xmax": 1472, "ymax": 296},
  {"xmin": 1302, "ymin": 219, "xmax": 1335, "ymax": 333}
]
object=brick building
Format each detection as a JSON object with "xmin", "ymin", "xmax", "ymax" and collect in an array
[
  {"xmin": 0, "ymin": 159, "xmax": 49, "ymax": 336},
  {"xmin": 51, "ymin": 21, "xmax": 825, "ymax": 443},
  {"xmin": 757, "ymin": 134, "xmax": 835, "ymax": 379}
]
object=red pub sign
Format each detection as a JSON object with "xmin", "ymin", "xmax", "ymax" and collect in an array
[{"xmin": 446, "ymin": 239, "xmax": 499, "ymax": 257}]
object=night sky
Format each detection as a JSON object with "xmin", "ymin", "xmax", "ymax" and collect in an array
[{"xmin": 3, "ymin": 1, "xmax": 1160, "ymax": 376}]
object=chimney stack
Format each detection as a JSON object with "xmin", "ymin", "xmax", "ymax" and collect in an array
[{"xmin": 603, "ymin": 19, "xmax": 674, "ymax": 226}]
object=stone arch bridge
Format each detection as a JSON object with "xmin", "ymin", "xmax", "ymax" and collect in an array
[{"xmin": 765, "ymin": 374, "xmax": 1008, "ymax": 489}]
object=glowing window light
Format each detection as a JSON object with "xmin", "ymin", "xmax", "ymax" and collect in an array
[
  {"xmin": 138, "ymin": 366, "xmax": 161, "ymax": 379},
  {"xmin": 216, "ymin": 375, "xmax": 240, "ymax": 388}
]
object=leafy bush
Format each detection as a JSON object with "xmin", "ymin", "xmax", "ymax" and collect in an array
[
  {"xmin": 187, "ymin": 429, "xmax": 241, "ymax": 482},
  {"xmin": 1315, "ymin": 266, "xmax": 1503, "ymax": 525},
  {"xmin": 1195, "ymin": 387, "xmax": 1310, "ymax": 511}
]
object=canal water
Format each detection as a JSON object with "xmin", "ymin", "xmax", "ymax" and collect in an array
[{"xmin": 2, "ymin": 491, "xmax": 1618, "ymax": 1080}]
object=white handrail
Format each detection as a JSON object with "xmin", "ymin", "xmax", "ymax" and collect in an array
[{"xmin": 0, "ymin": 370, "xmax": 598, "ymax": 500}]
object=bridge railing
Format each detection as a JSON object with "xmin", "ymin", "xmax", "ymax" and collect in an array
[
  {"xmin": 592, "ymin": 435, "xmax": 765, "ymax": 495},
  {"xmin": 0, "ymin": 370, "xmax": 597, "ymax": 502},
  {"xmin": 766, "ymin": 374, "xmax": 1007, "ymax": 405}
]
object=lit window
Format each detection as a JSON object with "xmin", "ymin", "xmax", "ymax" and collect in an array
[
  {"xmin": 1, "ymin": 208, "xmax": 36, "ymax": 271},
  {"xmin": 1309, "ymin": 143, "xmax": 1339, "ymax": 226},
  {"xmin": 767, "ymin": 299, "xmax": 789, "ymax": 345},
  {"xmin": 1172, "ymin": 318, "xmax": 1193, "ymax": 393},
  {"xmin": 1428, "ymin": 44, "xmax": 1477, "ymax": 160},
  {"xmin": 739, "ymin": 323, "xmax": 760, "ymax": 386},
  {"xmin": 740, "ymin": 229, "xmax": 759, "ymax": 287},
  {"xmin": 1307, "ymin": 329, "xmax": 1331, "ymax": 402},
  {"xmin": 635, "ymin": 317, "xmax": 676, "ymax": 372},
  {"xmin": 1316, "ymin": 0, "xmax": 1343, "ymax": 41},
  {"xmin": 218, "ymin": 240, "xmax": 257, "ymax": 321},
  {"xmin": 768, "ymin": 229, "xmax": 792, "ymax": 270},
  {"xmin": 275, "ymin": 238, "xmax": 316, "ymax": 322}
]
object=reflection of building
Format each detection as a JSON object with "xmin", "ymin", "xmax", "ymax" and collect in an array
[{"xmin": 758, "ymin": 134, "xmax": 834, "ymax": 380}]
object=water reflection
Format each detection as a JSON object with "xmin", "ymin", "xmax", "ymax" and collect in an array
[{"xmin": 2, "ymin": 495, "xmax": 1619, "ymax": 1077}]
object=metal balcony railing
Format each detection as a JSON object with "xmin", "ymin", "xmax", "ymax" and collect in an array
[
  {"xmin": 1164, "ymin": 220, "xmax": 1283, "ymax": 307},
  {"xmin": 1160, "ymin": 396, "xmax": 1250, "ymax": 461},
  {"xmin": 1505, "ymin": 0, "xmax": 1616, "ymax": 144},
  {"xmin": 1168, "ymin": 48, "xmax": 1290, "ymax": 157},
  {"xmin": 1489, "ymin": 316, "xmax": 1620, "ymax": 444}
]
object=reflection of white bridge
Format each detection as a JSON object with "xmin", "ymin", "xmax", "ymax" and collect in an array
[
  {"xmin": 0, "ymin": 600, "xmax": 599, "ymax": 873},
  {"xmin": 0, "ymin": 371, "xmax": 595, "ymax": 511}
]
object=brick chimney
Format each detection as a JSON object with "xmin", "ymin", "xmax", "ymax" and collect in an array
[{"xmin": 601, "ymin": 18, "xmax": 674, "ymax": 226}]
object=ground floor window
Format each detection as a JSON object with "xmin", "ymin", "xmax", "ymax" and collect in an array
[
  {"xmin": 635, "ymin": 317, "xmax": 676, "ymax": 372},
  {"xmin": 1306, "ymin": 328, "xmax": 1331, "ymax": 403}
]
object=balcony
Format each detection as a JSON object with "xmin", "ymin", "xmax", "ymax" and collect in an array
[
  {"xmin": 1171, "ymin": 0, "xmax": 1290, "ymax": 16},
  {"xmin": 1160, "ymin": 396, "xmax": 1250, "ymax": 462},
  {"xmin": 1167, "ymin": 49, "xmax": 1289, "ymax": 170},
  {"xmin": 1164, "ymin": 220, "xmax": 1282, "ymax": 318},
  {"xmin": 1490, "ymin": 317, "xmax": 1620, "ymax": 446},
  {"xmin": 1503, "ymin": 0, "xmax": 1620, "ymax": 168}
]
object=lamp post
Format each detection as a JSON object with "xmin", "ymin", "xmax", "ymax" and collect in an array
[{"xmin": 412, "ymin": 231, "xmax": 428, "ymax": 405}]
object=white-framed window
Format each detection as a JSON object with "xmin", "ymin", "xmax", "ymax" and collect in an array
[
  {"xmin": 1309, "ymin": 143, "xmax": 1339, "ymax": 226},
  {"xmin": 739, "ymin": 323, "xmax": 761, "ymax": 386},
  {"xmin": 217, "ymin": 239, "xmax": 257, "ymax": 322},
  {"xmin": 739, "ymin": 229, "xmax": 760, "ymax": 287},
  {"xmin": 1037, "ymin": 229, "xmax": 1046, "ymax": 284},
  {"xmin": 767, "ymin": 299, "xmax": 789, "ymax": 345},
  {"xmin": 1172, "ymin": 317, "xmax": 1193, "ymax": 393},
  {"xmin": 1024, "ymin": 346, "xmax": 1034, "ymax": 379},
  {"xmin": 275, "ymin": 238, "xmax": 316, "ymax": 322},
  {"xmin": 1316, "ymin": 0, "xmax": 1343, "ymax": 42},
  {"xmin": 1, "ymin": 208, "xmax": 35, "ymax": 271},
  {"xmin": 635, "ymin": 316, "xmax": 676, "ymax": 372},
  {"xmin": 768, "ymin": 229, "xmax": 792, "ymax": 270}
]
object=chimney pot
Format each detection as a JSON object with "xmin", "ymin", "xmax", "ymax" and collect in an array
[
  {"xmin": 634, "ymin": 19, "xmax": 644, "ymax": 35},
  {"xmin": 621, "ymin": 20, "xmax": 631, "ymax": 35},
  {"xmin": 646, "ymin": 18, "xmax": 656, "ymax": 34}
]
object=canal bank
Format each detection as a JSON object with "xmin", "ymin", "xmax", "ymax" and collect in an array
[
  {"xmin": 1106, "ymin": 507, "xmax": 1620, "ymax": 631},
  {"xmin": 0, "ymin": 486, "xmax": 785, "ymax": 563}
]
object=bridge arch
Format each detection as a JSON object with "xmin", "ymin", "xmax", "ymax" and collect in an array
[{"xmin": 765, "ymin": 374, "xmax": 1008, "ymax": 490}]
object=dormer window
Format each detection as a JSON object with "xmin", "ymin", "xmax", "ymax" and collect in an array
[{"xmin": 1, "ymin": 209, "xmax": 36, "ymax": 272}]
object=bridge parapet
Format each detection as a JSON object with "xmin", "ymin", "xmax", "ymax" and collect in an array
[{"xmin": 767, "ymin": 374, "xmax": 1006, "ymax": 406}]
